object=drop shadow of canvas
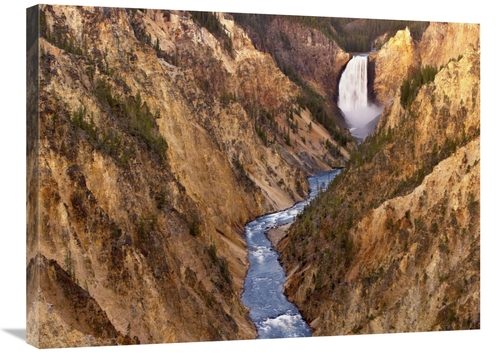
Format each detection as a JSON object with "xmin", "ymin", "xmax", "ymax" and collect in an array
[{"xmin": 3, "ymin": 328, "xmax": 26, "ymax": 341}]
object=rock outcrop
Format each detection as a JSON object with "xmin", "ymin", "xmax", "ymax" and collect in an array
[
  {"xmin": 371, "ymin": 22, "xmax": 480, "ymax": 108},
  {"xmin": 278, "ymin": 22, "xmax": 480, "ymax": 336},
  {"xmin": 27, "ymin": 254, "xmax": 138, "ymax": 347},
  {"xmin": 419, "ymin": 22, "xmax": 480, "ymax": 68},
  {"xmin": 370, "ymin": 27, "xmax": 419, "ymax": 106}
]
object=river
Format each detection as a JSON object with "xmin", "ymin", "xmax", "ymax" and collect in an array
[{"xmin": 241, "ymin": 170, "xmax": 341, "ymax": 339}]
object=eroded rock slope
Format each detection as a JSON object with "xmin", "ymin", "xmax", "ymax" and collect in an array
[
  {"xmin": 278, "ymin": 22, "xmax": 480, "ymax": 336},
  {"xmin": 27, "ymin": 5, "xmax": 349, "ymax": 347}
]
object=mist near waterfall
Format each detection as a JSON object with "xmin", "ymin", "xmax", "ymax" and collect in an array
[{"xmin": 338, "ymin": 55, "xmax": 383, "ymax": 139}]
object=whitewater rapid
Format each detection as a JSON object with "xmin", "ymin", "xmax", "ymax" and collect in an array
[{"xmin": 241, "ymin": 170, "xmax": 340, "ymax": 339}]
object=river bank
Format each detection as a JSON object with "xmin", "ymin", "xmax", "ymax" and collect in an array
[{"xmin": 266, "ymin": 224, "xmax": 291, "ymax": 248}]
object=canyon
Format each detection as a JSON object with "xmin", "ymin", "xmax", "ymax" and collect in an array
[{"xmin": 26, "ymin": 5, "xmax": 480, "ymax": 348}]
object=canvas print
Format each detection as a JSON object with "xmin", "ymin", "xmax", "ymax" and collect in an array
[{"xmin": 26, "ymin": 4, "xmax": 480, "ymax": 348}]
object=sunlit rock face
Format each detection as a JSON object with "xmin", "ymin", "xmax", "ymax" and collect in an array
[
  {"xmin": 371, "ymin": 27, "xmax": 419, "ymax": 107},
  {"xmin": 371, "ymin": 22, "xmax": 480, "ymax": 109},
  {"xmin": 418, "ymin": 22, "xmax": 480, "ymax": 68}
]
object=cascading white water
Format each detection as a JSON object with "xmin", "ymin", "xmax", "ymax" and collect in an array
[
  {"xmin": 338, "ymin": 55, "xmax": 368, "ymax": 111},
  {"xmin": 338, "ymin": 54, "xmax": 382, "ymax": 139}
]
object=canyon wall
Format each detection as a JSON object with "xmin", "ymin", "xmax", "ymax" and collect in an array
[
  {"xmin": 371, "ymin": 22, "xmax": 480, "ymax": 107},
  {"xmin": 27, "ymin": 6, "xmax": 348, "ymax": 348},
  {"xmin": 265, "ymin": 17, "xmax": 350, "ymax": 117},
  {"xmin": 279, "ymin": 22, "xmax": 480, "ymax": 336},
  {"xmin": 370, "ymin": 27, "xmax": 419, "ymax": 106}
]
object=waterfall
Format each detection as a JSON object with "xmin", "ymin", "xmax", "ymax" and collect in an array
[
  {"xmin": 338, "ymin": 55, "xmax": 368, "ymax": 111},
  {"xmin": 338, "ymin": 55, "xmax": 382, "ymax": 139}
]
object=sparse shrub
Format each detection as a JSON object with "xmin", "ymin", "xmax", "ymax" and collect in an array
[
  {"xmin": 189, "ymin": 215, "xmax": 201, "ymax": 237},
  {"xmin": 206, "ymin": 244, "xmax": 232, "ymax": 284},
  {"xmin": 92, "ymin": 79, "xmax": 168, "ymax": 165},
  {"xmin": 351, "ymin": 324, "xmax": 363, "ymax": 334}
]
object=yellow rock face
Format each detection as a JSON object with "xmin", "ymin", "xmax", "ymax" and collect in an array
[
  {"xmin": 27, "ymin": 5, "xmax": 345, "ymax": 348},
  {"xmin": 371, "ymin": 22, "xmax": 479, "ymax": 108},
  {"xmin": 371, "ymin": 27, "xmax": 419, "ymax": 106},
  {"xmin": 419, "ymin": 22, "xmax": 480, "ymax": 68}
]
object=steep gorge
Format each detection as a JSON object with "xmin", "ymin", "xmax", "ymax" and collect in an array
[
  {"xmin": 26, "ymin": 6, "xmax": 480, "ymax": 347},
  {"xmin": 278, "ymin": 22, "xmax": 480, "ymax": 335},
  {"xmin": 27, "ymin": 5, "xmax": 350, "ymax": 348}
]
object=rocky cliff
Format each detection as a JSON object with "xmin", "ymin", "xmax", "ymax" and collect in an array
[
  {"xmin": 265, "ymin": 17, "xmax": 350, "ymax": 121},
  {"xmin": 419, "ymin": 22, "xmax": 480, "ymax": 68},
  {"xmin": 278, "ymin": 22, "xmax": 480, "ymax": 336},
  {"xmin": 231, "ymin": 14, "xmax": 353, "ymax": 132},
  {"xmin": 27, "ymin": 5, "xmax": 349, "ymax": 348},
  {"xmin": 371, "ymin": 22, "xmax": 479, "ymax": 107},
  {"xmin": 370, "ymin": 27, "xmax": 419, "ymax": 106}
]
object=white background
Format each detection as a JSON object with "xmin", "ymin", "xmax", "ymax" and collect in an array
[{"xmin": 1, "ymin": 1, "xmax": 496, "ymax": 352}]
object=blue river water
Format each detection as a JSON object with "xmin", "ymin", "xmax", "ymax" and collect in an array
[{"xmin": 241, "ymin": 170, "xmax": 340, "ymax": 339}]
